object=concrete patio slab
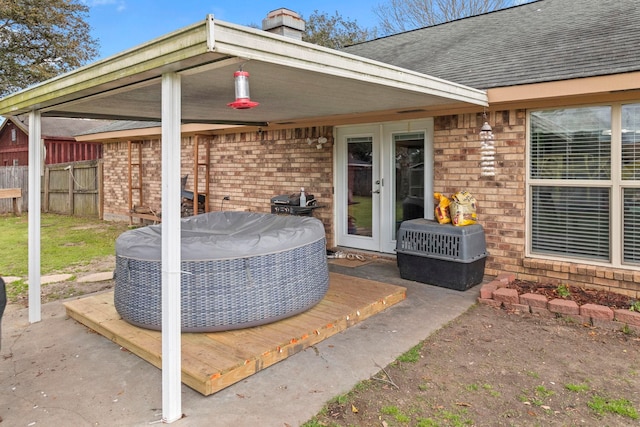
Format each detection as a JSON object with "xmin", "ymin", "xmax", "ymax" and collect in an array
[{"xmin": 77, "ymin": 271, "xmax": 114, "ymax": 283}]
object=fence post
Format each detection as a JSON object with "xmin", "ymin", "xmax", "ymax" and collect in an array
[
  {"xmin": 98, "ymin": 160, "xmax": 104, "ymax": 219},
  {"xmin": 43, "ymin": 166, "xmax": 50, "ymax": 212},
  {"xmin": 68, "ymin": 164, "xmax": 74, "ymax": 215}
]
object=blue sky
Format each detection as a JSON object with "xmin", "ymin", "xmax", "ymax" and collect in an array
[{"xmin": 84, "ymin": 1, "xmax": 380, "ymax": 59}]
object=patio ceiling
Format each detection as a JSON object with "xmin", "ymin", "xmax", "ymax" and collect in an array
[{"xmin": 0, "ymin": 16, "xmax": 487, "ymax": 125}]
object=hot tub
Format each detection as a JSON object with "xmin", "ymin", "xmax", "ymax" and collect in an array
[{"xmin": 114, "ymin": 211, "xmax": 329, "ymax": 332}]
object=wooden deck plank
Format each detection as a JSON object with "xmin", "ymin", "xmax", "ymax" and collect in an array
[{"xmin": 64, "ymin": 272, "xmax": 406, "ymax": 396}]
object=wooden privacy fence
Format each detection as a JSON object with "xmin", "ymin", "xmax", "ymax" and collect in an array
[
  {"xmin": 0, "ymin": 160, "xmax": 102, "ymax": 217},
  {"xmin": 0, "ymin": 165, "xmax": 28, "ymax": 214}
]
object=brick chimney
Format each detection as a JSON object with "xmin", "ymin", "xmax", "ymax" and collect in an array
[{"xmin": 262, "ymin": 8, "xmax": 305, "ymax": 40}]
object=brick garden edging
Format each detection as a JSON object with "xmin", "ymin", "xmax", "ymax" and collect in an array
[{"xmin": 478, "ymin": 273, "xmax": 640, "ymax": 335}]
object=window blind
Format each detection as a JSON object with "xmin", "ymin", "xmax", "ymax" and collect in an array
[
  {"xmin": 623, "ymin": 188, "xmax": 640, "ymax": 263},
  {"xmin": 531, "ymin": 186, "xmax": 610, "ymax": 260},
  {"xmin": 530, "ymin": 108, "xmax": 611, "ymax": 180}
]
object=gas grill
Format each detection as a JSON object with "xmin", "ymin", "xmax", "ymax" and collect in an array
[{"xmin": 271, "ymin": 193, "xmax": 317, "ymax": 216}]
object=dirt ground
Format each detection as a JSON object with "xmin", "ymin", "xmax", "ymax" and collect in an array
[
  {"xmin": 7, "ymin": 256, "xmax": 116, "ymax": 308},
  {"xmin": 310, "ymin": 303, "xmax": 640, "ymax": 427}
]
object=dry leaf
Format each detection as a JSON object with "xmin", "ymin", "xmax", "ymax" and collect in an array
[{"xmin": 351, "ymin": 404, "xmax": 359, "ymax": 413}]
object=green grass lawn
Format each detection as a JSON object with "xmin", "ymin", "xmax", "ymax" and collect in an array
[
  {"xmin": 348, "ymin": 195, "xmax": 407, "ymax": 234},
  {"xmin": 348, "ymin": 195, "xmax": 373, "ymax": 231},
  {"xmin": 0, "ymin": 213, "xmax": 132, "ymax": 277}
]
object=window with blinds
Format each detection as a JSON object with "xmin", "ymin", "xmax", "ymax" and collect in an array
[{"xmin": 529, "ymin": 104, "xmax": 640, "ymax": 265}]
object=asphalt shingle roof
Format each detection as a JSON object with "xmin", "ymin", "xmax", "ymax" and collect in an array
[
  {"xmin": 13, "ymin": 116, "xmax": 114, "ymax": 137},
  {"xmin": 343, "ymin": 0, "xmax": 640, "ymax": 89}
]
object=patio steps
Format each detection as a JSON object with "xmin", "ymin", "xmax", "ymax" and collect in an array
[{"xmin": 63, "ymin": 272, "xmax": 406, "ymax": 396}]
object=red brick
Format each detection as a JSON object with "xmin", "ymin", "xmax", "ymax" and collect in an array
[
  {"xmin": 480, "ymin": 283, "xmax": 498, "ymax": 299},
  {"xmin": 477, "ymin": 297, "xmax": 502, "ymax": 308},
  {"xmin": 548, "ymin": 299, "xmax": 579, "ymax": 315},
  {"xmin": 580, "ymin": 303, "xmax": 614, "ymax": 321},
  {"xmin": 494, "ymin": 280, "xmax": 510, "ymax": 289},
  {"xmin": 520, "ymin": 293, "xmax": 548, "ymax": 309},
  {"xmin": 493, "ymin": 288, "xmax": 519, "ymax": 304},
  {"xmin": 495, "ymin": 273, "xmax": 516, "ymax": 284},
  {"xmin": 613, "ymin": 309, "xmax": 640, "ymax": 326}
]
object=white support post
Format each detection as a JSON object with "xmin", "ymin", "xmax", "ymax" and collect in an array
[
  {"xmin": 28, "ymin": 110, "xmax": 42, "ymax": 323},
  {"xmin": 161, "ymin": 72, "xmax": 183, "ymax": 423}
]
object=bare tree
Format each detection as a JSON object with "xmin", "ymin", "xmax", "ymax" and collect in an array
[{"xmin": 374, "ymin": 0, "xmax": 526, "ymax": 34}]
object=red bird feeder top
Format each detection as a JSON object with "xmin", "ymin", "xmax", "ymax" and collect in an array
[{"xmin": 228, "ymin": 70, "xmax": 259, "ymax": 109}]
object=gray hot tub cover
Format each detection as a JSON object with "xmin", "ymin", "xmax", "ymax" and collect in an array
[{"xmin": 116, "ymin": 211, "xmax": 326, "ymax": 261}]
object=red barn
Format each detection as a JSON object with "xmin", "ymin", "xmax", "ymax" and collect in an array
[{"xmin": 0, "ymin": 116, "xmax": 111, "ymax": 166}]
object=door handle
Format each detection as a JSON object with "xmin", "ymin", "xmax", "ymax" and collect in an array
[{"xmin": 371, "ymin": 189, "xmax": 380, "ymax": 194}]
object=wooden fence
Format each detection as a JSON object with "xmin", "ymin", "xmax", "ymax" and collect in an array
[
  {"xmin": 0, "ymin": 165, "xmax": 27, "ymax": 214},
  {"xmin": 0, "ymin": 160, "xmax": 102, "ymax": 217}
]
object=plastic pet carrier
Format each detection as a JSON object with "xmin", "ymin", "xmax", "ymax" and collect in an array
[{"xmin": 396, "ymin": 219, "xmax": 488, "ymax": 290}]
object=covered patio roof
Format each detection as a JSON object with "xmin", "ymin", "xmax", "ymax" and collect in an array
[
  {"xmin": 0, "ymin": 15, "xmax": 486, "ymax": 124},
  {"xmin": 0, "ymin": 14, "xmax": 487, "ymax": 424}
]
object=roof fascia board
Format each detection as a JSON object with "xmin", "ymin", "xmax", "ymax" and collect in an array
[
  {"xmin": 75, "ymin": 123, "xmax": 242, "ymax": 142},
  {"xmin": 0, "ymin": 20, "xmax": 213, "ymax": 116},
  {"xmin": 7, "ymin": 116, "xmax": 28, "ymax": 134},
  {"xmin": 211, "ymin": 20, "xmax": 487, "ymax": 106},
  {"xmin": 488, "ymin": 72, "xmax": 640, "ymax": 105}
]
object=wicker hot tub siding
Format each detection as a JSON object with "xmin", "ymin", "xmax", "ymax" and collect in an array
[{"xmin": 114, "ymin": 212, "xmax": 329, "ymax": 332}]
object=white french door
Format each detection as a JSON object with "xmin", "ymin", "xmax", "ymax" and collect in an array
[{"xmin": 335, "ymin": 120, "xmax": 434, "ymax": 253}]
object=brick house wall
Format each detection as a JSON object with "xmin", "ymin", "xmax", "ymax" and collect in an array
[
  {"xmin": 102, "ymin": 126, "xmax": 335, "ymax": 246},
  {"xmin": 100, "ymin": 114, "xmax": 638, "ymax": 298},
  {"xmin": 434, "ymin": 109, "xmax": 639, "ymax": 299},
  {"xmin": 103, "ymin": 139, "xmax": 162, "ymax": 218}
]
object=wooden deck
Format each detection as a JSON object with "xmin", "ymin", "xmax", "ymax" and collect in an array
[{"xmin": 64, "ymin": 272, "xmax": 406, "ymax": 396}]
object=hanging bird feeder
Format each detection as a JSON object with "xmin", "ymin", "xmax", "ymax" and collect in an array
[{"xmin": 227, "ymin": 69, "xmax": 259, "ymax": 109}]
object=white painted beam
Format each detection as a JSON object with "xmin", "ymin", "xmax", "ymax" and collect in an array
[
  {"xmin": 161, "ymin": 72, "xmax": 182, "ymax": 423},
  {"xmin": 28, "ymin": 110, "xmax": 42, "ymax": 323}
]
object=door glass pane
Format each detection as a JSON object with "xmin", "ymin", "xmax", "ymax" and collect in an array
[
  {"xmin": 347, "ymin": 137, "xmax": 373, "ymax": 236},
  {"xmin": 394, "ymin": 133, "xmax": 425, "ymax": 239}
]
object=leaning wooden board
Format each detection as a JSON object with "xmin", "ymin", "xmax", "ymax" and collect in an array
[{"xmin": 64, "ymin": 272, "xmax": 407, "ymax": 396}]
